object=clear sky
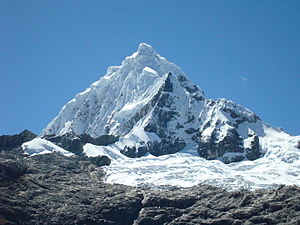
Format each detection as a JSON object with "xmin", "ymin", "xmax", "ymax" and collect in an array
[{"xmin": 1, "ymin": 0, "xmax": 299, "ymax": 135}]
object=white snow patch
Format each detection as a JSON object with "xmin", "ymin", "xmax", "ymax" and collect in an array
[
  {"xmin": 243, "ymin": 137, "xmax": 253, "ymax": 149},
  {"xmin": 22, "ymin": 138, "xmax": 74, "ymax": 157},
  {"xmin": 83, "ymin": 144, "xmax": 126, "ymax": 160},
  {"xmin": 143, "ymin": 66, "xmax": 157, "ymax": 74}
]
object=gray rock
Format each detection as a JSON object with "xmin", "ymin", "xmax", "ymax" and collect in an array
[
  {"xmin": 198, "ymin": 129, "xmax": 245, "ymax": 163},
  {"xmin": 0, "ymin": 151, "xmax": 299, "ymax": 225},
  {"xmin": 0, "ymin": 160, "xmax": 27, "ymax": 183},
  {"xmin": 245, "ymin": 135, "xmax": 261, "ymax": 161}
]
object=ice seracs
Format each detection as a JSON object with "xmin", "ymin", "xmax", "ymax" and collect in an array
[{"xmin": 85, "ymin": 129, "xmax": 300, "ymax": 190}]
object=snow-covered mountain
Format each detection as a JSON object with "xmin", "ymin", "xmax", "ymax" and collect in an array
[{"xmin": 41, "ymin": 43, "xmax": 300, "ymax": 163}]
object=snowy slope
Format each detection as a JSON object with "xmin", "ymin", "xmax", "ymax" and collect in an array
[{"xmin": 41, "ymin": 43, "xmax": 300, "ymax": 163}]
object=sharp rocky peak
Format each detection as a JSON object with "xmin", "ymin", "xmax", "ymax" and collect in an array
[{"xmin": 41, "ymin": 43, "xmax": 201, "ymax": 138}]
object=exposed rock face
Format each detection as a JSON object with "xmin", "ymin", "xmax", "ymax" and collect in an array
[
  {"xmin": 0, "ymin": 150, "xmax": 299, "ymax": 225},
  {"xmin": 0, "ymin": 130, "xmax": 36, "ymax": 151},
  {"xmin": 245, "ymin": 134, "xmax": 261, "ymax": 160},
  {"xmin": 198, "ymin": 128, "xmax": 245, "ymax": 163},
  {"xmin": 121, "ymin": 144, "xmax": 149, "ymax": 158},
  {"xmin": 135, "ymin": 186, "xmax": 300, "ymax": 225},
  {"xmin": 198, "ymin": 99, "xmax": 264, "ymax": 163}
]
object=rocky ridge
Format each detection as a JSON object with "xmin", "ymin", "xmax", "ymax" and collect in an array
[
  {"xmin": 0, "ymin": 150, "xmax": 299, "ymax": 225},
  {"xmin": 0, "ymin": 130, "xmax": 36, "ymax": 151}
]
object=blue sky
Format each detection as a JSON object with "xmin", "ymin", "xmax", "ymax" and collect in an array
[{"xmin": 1, "ymin": 0, "xmax": 299, "ymax": 135}]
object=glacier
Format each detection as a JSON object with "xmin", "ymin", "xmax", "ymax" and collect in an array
[{"xmin": 84, "ymin": 124, "xmax": 300, "ymax": 190}]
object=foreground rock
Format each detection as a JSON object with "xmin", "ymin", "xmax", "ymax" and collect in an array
[{"xmin": 0, "ymin": 150, "xmax": 299, "ymax": 225}]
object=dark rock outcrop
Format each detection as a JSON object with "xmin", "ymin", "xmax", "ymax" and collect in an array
[
  {"xmin": 121, "ymin": 144, "xmax": 149, "ymax": 158},
  {"xmin": 0, "ymin": 130, "xmax": 36, "ymax": 151},
  {"xmin": 245, "ymin": 135, "xmax": 261, "ymax": 160},
  {"xmin": 197, "ymin": 128, "xmax": 263, "ymax": 164},
  {"xmin": 86, "ymin": 155, "xmax": 111, "ymax": 167},
  {"xmin": 121, "ymin": 140, "xmax": 187, "ymax": 158},
  {"xmin": 43, "ymin": 133, "xmax": 119, "ymax": 155},
  {"xmin": 198, "ymin": 129, "xmax": 245, "ymax": 163},
  {"xmin": 0, "ymin": 150, "xmax": 299, "ymax": 225}
]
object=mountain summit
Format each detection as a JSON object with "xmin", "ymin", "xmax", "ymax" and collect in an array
[
  {"xmin": 136, "ymin": 42, "xmax": 156, "ymax": 55},
  {"xmin": 41, "ymin": 43, "xmax": 300, "ymax": 163}
]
